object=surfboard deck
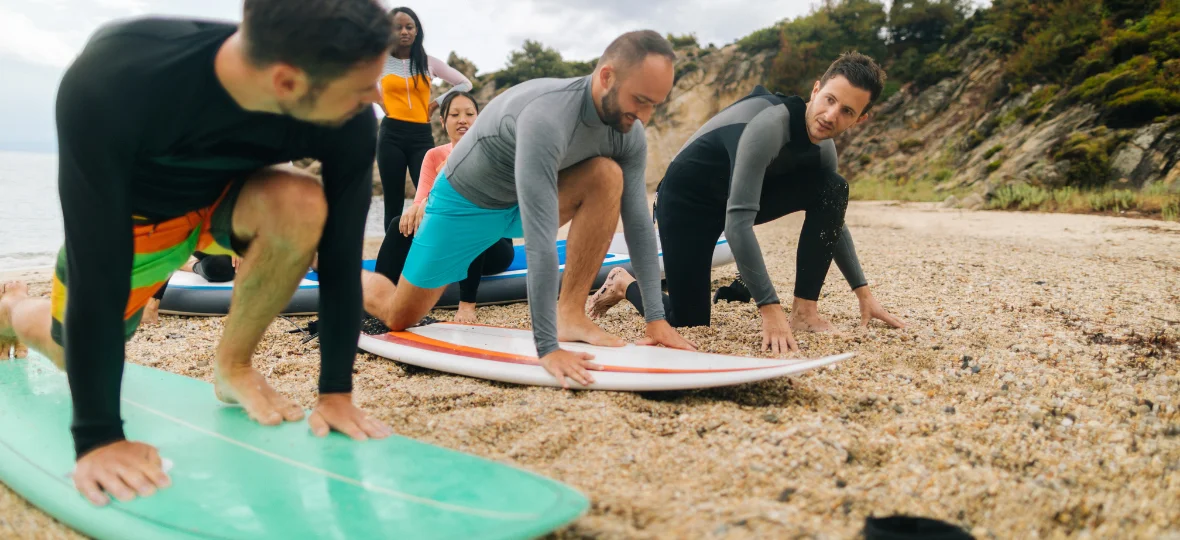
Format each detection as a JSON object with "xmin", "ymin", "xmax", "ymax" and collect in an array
[
  {"xmin": 0, "ymin": 355, "xmax": 588, "ymax": 540},
  {"xmin": 358, "ymin": 323, "xmax": 853, "ymax": 391}
]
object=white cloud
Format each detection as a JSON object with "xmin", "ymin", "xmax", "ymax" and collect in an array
[{"xmin": 0, "ymin": 6, "xmax": 79, "ymax": 67}]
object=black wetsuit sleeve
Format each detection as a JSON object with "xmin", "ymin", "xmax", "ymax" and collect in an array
[
  {"xmin": 312, "ymin": 111, "xmax": 378, "ymax": 394},
  {"xmin": 55, "ymin": 36, "xmax": 142, "ymax": 458},
  {"xmin": 819, "ymin": 143, "xmax": 868, "ymax": 290},
  {"xmin": 724, "ymin": 106, "xmax": 790, "ymax": 307}
]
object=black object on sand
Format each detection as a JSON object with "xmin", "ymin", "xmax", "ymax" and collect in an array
[{"xmin": 862, "ymin": 515, "xmax": 973, "ymax": 540}]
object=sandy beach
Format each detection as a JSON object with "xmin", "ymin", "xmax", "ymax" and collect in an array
[{"xmin": 2, "ymin": 201, "xmax": 1178, "ymax": 538}]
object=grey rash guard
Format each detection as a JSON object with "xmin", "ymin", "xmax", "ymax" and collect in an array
[
  {"xmin": 444, "ymin": 75, "xmax": 665, "ymax": 357},
  {"xmin": 668, "ymin": 90, "xmax": 866, "ymax": 306}
]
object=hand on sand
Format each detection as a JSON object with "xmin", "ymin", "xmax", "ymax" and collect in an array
[
  {"xmin": 309, "ymin": 393, "xmax": 393, "ymax": 441},
  {"xmin": 855, "ymin": 287, "xmax": 906, "ymax": 329},
  {"xmin": 74, "ymin": 440, "xmax": 171, "ymax": 506},
  {"xmin": 540, "ymin": 349, "xmax": 602, "ymax": 389},
  {"xmin": 638, "ymin": 320, "xmax": 697, "ymax": 351},
  {"xmin": 759, "ymin": 304, "xmax": 800, "ymax": 355}
]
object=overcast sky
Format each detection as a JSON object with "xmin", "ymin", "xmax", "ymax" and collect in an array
[{"xmin": 0, "ymin": 0, "xmax": 839, "ymax": 152}]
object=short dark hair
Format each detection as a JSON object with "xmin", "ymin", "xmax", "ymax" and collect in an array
[
  {"xmin": 440, "ymin": 91, "xmax": 480, "ymax": 118},
  {"xmin": 818, "ymin": 51, "xmax": 886, "ymax": 115},
  {"xmin": 242, "ymin": 0, "xmax": 394, "ymax": 84},
  {"xmin": 596, "ymin": 30, "xmax": 676, "ymax": 74}
]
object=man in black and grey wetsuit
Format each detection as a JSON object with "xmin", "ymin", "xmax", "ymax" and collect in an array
[{"xmin": 588, "ymin": 52, "xmax": 905, "ymax": 354}]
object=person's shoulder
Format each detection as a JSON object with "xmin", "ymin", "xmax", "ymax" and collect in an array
[
  {"xmin": 424, "ymin": 142, "xmax": 452, "ymax": 161},
  {"xmin": 73, "ymin": 17, "xmax": 234, "ymax": 81},
  {"xmin": 509, "ymin": 76, "xmax": 587, "ymax": 104},
  {"xmin": 89, "ymin": 17, "xmax": 234, "ymax": 47}
]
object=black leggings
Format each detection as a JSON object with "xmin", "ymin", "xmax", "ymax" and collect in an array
[
  {"xmin": 374, "ymin": 225, "xmax": 515, "ymax": 304},
  {"xmin": 376, "ymin": 117, "xmax": 435, "ymax": 230},
  {"xmin": 152, "ymin": 252, "xmax": 236, "ymax": 300},
  {"xmin": 627, "ymin": 168, "xmax": 849, "ymax": 328}
]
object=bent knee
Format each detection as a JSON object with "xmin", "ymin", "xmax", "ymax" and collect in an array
[
  {"xmin": 251, "ymin": 169, "xmax": 328, "ymax": 242},
  {"xmin": 586, "ymin": 157, "xmax": 624, "ymax": 198}
]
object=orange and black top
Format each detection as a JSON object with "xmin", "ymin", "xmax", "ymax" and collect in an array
[{"xmin": 379, "ymin": 54, "xmax": 472, "ymax": 123}]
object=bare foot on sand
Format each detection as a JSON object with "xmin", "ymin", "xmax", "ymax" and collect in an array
[
  {"xmin": 454, "ymin": 302, "xmax": 478, "ymax": 324},
  {"xmin": 586, "ymin": 267, "xmax": 634, "ymax": 320},
  {"xmin": 142, "ymin": 298, "xmax": 161, "ymax": 326},
  {"xmin": 1, "ymin": 282, "xmax": 29, "ymax": 358},
  {"xmin": 213, "ymin": 365, "xmax": 305, "ymax": 425},
  {"xmin": 559, "ymin": 309, "xmax": 625, "ymax": 347},
  {"xmin": 789, "ymin": 311, "xmax": 840, "ymax": 333}
]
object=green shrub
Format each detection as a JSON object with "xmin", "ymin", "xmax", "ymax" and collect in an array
[
  {"xmin": 987, "ymin": 159, "xmax": 1004, "ymax": 173},
  {"xmin": 1164, "ymin": 199, "xmax": 1180, "ymax": 221},
  {"xmin": 899, "ymin": 138, "xmax": 924, "ymax": 152},
  {"xmin": 1087, "ymin": 189, "xmax": 1137, "ymax": 211},
  {"xmin": 963, "ymin": 130, "xmax": 986, "ymax": 150},
  {"xmin": 674, "ymin": 61, "xmax": 700, "ymax": 84},
  {"xmin": 983, "ymin": 144, "xmax": 1005, "ymax": 159},
  {"xmin": 915, "ymin": 53, "xmax": 962, "ymax": 88},
  {"xmin": 1053, "ymin": 186, "xmax": 1079, "ymax": 205},
  {"xmin": 737, "ymin": 25, "xmax": 782, "ymax": 52},
  {"xmin": 1053, "ymin": 133, "xmax": 1114, "ymax": 188},
  {"xmin": 666, "ymin": 33, "xmax": 699, "ymax": 49},
  {"xmin": 1106, "ymin": 88, "xmax": 1180, "ymax": 125}
]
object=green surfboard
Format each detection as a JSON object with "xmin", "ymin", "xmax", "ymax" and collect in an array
[{"xmin": 0, "ymin": 355, "xmax": 588, "ymax": 539}]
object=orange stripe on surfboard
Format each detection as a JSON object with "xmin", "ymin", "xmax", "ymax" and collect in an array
[{"xmin": 369, "ymin": 331, "xmax": 793, "ymax": 374}]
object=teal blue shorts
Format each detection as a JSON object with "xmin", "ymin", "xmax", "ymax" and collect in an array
[{"xmin": 402, "ymin": 171, "xmax": 524, "ymax": 289}]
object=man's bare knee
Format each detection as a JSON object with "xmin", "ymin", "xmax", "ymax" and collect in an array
[
  {"xmin": 253, "ymin": 171, "xmax": 327, "ymax": 250},
  {"xmin": 588, "ymin": 158, "xmax": 623, "ymax": 199}
]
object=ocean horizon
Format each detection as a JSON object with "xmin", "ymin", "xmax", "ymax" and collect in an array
[{"xmin": 0, "ymin": 150, "xmax": 396, "ymax": 272}]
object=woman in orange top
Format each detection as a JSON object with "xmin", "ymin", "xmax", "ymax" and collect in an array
[
  {"xmin": 376, "ymin": 6, "xmax": 472, "ymax": 230},
  {"xmin": 372, "ymin": 92, "xmax": 513, "ymax": 323}
]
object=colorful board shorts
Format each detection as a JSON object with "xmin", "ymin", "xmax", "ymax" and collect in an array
[
  {"xmin": 50, "ymin": 181, "xmax": 245, "ymax": 345},
  {"xmin": 401, "ymin": 171, "xmax": 524, "ymax": 289}
]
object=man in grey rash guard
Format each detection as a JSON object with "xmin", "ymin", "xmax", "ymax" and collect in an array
[
  {"xmin": 587, "ymin": 52, "xmax": 905, "ymax": 354},
  {"xmin": 361, "ymin": 30, "xmax": 695, "ymax": 387}
]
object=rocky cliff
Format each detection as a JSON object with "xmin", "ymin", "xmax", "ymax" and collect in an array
[{"xmin": 365, "ymin": 41, "xmax": 1178, "ymax": 207}]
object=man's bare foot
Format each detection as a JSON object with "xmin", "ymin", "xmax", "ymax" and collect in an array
[
  {"xmin": 558, "ymin": 311, "xmax": 625, "ymax": 347},
  {"xmin": 454, "ymin": 302, "xmax": 478, "ymax": 324},
  {"xmin": 789, "ymin": 311, "xmax": 839, "ymax": 333},
  {"xmin": 586, "ymin": 267, "xmax": 634, "ymax": 319},
  {"xmin": 1, "ymin": 282, "xmax": 29, "ymax": 358},
  {"xmin": 213, "ymin": 365, "xmax": 305, "ymax": 425},
  {"xmin": 142, "ymin": 298, "xmax": 161, "ymax": 326}
]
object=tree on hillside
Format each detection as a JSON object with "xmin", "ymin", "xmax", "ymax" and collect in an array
[
  {"xmin": 769, "ymin": 0, "xmax": 888, "ymax": 96},
  {"xmin": 887, "ymin": 0, "xmax": 971, "ymax": 84},
  {"xmin": 493, "ymin": 40, "xmax": 595, "ymax": 89}
]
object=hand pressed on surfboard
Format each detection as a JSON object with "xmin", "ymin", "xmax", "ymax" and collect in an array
[
  {"xmin": 540, "ymin": 349, "xmax": 602, "ymax": 389},
  {"xmin": 637, "ymin": 320, "xmax": 697, "ymax": 351},
  {"xmin": 309, "ymin": 393, "xmax": 393, "ymax": 441},
  {"xmin": 759, "ymin": 304, "xmax": 799, "ymax": 355},
  {"xmin": 74, "ymin": 440, "xmax": 171, "ymax": 506}
]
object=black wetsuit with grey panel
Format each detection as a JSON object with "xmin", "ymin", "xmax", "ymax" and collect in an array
[{"xmin": 630, "ymin": 86, "xmax": 867, "ymax": 327}]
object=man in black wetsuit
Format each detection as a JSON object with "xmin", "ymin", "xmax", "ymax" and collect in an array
[
  {"xmin": 0, "ymin": 0, "xmax": 394, "ymax": 506},
  {"xmin": 587, "ymin": 52, "xmax": 904, "ymax": 354}
]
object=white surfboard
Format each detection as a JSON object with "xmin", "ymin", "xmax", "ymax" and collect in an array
[
  {"xmin": 607, "ymin": 232, "xmax": 734, "ymax": 272},
  {"xmin": 358, "ymin": 323, "xmax": 852, "ymax": 391}
]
